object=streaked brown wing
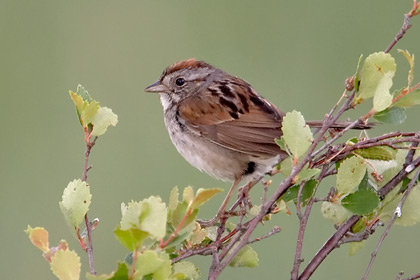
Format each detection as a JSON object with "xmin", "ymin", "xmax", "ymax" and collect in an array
[{"xmin": 178, "ymin": 82, "xmax": 287, "ymax": 157}]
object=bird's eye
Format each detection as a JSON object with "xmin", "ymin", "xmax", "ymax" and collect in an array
[{"xmin": 175, "ymin": 77, "xmax": 185, "ymax": 86}]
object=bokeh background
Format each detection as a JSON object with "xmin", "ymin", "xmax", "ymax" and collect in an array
[{"xmin": 1, "ymin": 1, "xmax": 420, "ymax": 279}]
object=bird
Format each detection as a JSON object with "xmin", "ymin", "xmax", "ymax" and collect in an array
[{"xmin": 145, "ymin": 58, "xmax": 366, "ymax": 224}]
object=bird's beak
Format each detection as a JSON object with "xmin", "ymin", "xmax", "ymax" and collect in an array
[{"xmin": 144, "ymin": 80, "xmax": 168, "ymax": 93}]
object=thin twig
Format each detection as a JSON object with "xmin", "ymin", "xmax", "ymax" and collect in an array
[{"xmin": 82, "ymin": 133, "xmax": 97, "ymax": 275}]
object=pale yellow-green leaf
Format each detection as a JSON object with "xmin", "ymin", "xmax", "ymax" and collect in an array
[
  {"xmin": 25, "ymin": 226, "xmax": 49, "ymax": 252},
  {"xmin": 59, "ymin": 179, "xmax": 91, "ymax": 228},
  {"xmin": 336, "ymin": 157, "xmax": 367, "ymax": 194},
  {"xmin": 81, "ymin": 100, "xmax": 99, "ymax": 126},
  {"xmin": 171, "ymin": 261, "xmax": 200, "ymax": 280},
  {"xmin": 189, "ymin": 223, "xmax": 206, "ymax": 245},
  {"xmin": 183, "ymin": 186, "xmax": 194, "ymax": 206},
  {"xmin": 204, "ymin": 226, "xmax": 218, "ymax": 242},
  {"xmin": 398, "ymin": 49, "xmax": 414, "ymax": 88},
  {"xmin": 135, "ymin": 251, "xmax": 171, "ymax": 280},
  {"xmin": 190, "ymin": 188, "xmax": 223, "ymax": 210},
  {"xmin": 120, "ymin": 197, "xmax": 167, "ymax": 239},
  {"xmin": 91, "ymin": 106, "xmax": 118, "ymax": 137},
  {"xmin": 50, "ymin": 249, "xmax": 81, "ymax": 280},
  {"xmin": 373, "ymin": 71, "xmax": 394, "ymax": 111},
  {"xmin": 120, "ymin": 201, "xmax": 142, "ymax": 229},
  {"xmin": 281, "ymin": 110, "xmax": 313, "ymax": 159},
  {"xmin": 321, "ymin": 201, "xmax": 352, "ymax": 225},
  {"xmin": 140, "ymin": 196, "xmax": 167, "ymax": 239},
  {"xmin": 229, "ymin": 245, "xmax": 259, "ymax": 268},
  {"xmin": 358, "ymin": 52, "xmax": 396, "ymax": 101},
  {"xmin": 380, "ymin": 185, "xmax": 420, "ymax": 226},
  {"xmin": 168, "ymin": 186, "xmax": 179, "ymax": 211},
  {"xmin": 349, "ymin": 241, "xmax": 365, "ymax": 256}
]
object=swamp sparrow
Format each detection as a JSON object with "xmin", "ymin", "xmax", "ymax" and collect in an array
[{"xmin": 145, "ymin": 58, "xmax": 364, "ymax": 223}]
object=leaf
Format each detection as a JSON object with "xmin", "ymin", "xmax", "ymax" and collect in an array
[
  {"xmin": 274, "ymin": 137, "xmax": 288, "ymax": 154},
  {"xmin": 353, "ymin": 146, "xmax": 397, "ymax": 161},
  {"xmin": 114, "ymin": 228, "xmax": 148, "ymax": 251},
  {"xmin": 120, "ymin": 197, "xmax": 167, "ymax": 239},
  {"xmin": 168, "ymin": 186, "xmax": 179, "ymax": 211},
  {"xmin": 50, "ymin": 249, "xmax": 81, "ymax": 280},
  {"xmin": 139, "ymin": 196, "xmax": 167, "ymax": 239},
  {"xmin": 86, "ymin": 263, "xmax": 129, "ymax": 280},
  {"xmin": 341, "ymin": 189, "xmax": 380, "ymax": 215},
  {"xmin": 281, "ymin": 110, "xmax": 313, "ymax": 159},
  {"xmin": 171, "ymin": 261, "xmax": 200, "ymax": 280},
  {"xmin": 135, "ymin": 251, "xmax": 171, "ymax": 280},
  {"xmin": 380, "ymin": 185, "xmax": 420, "ymax": 226},
  {"xmin": 393, "ymin": 89, "xmax": 420, "ymax": 108},
  {"xmin": 354, "ymin": 54, "xmax": 363, "ymax": 92},
  {"xmin": 357, "ymin": 52, "xmax": 396, "ymax": 101},
  {"xmin": 281, "ymin": 179, "xmax": 317, "ymax": 206},
  {"xmin": 183, "ymin": 186, "xmax": 194, "ymax": 205},
  {"xmin": 336, "ymin": 157, "xmax": 367, "ymax": 194},
  {"xmin": 398, "ymin": 49, "xmax": 414, "ymax": 88},
  {"xmin": 373, "ymin": 71, "xmax": 394, "ymax": 111},
  {"xmin": 59, "ymin": 179, "xmax": 92, "ymax": 228},
  {"xmin": 190, "ymin": 188, "xmax": 223, "ymax": 210},
  {"xmin": 374, "ymin": 106, "xmax": 407, "ymax": 124},
  {"xmin": 229, "ymin": 245, "xmax": 259, "ymax": 268},
  {"xmin": 321, "ymin": 201, "xmax": 352, "ymax": 225},
  {"xmin": 76, "ymin": 84, "xmax": 93, "ymax": 102},
  {"xmin": 81, "ymin": 101, "xmax": 99, "ymax": 126},
  {"xmin": 25, "ymin": 226, "xmax": 49, "ymax": 252},
  {"xmin": 91, "ymin": 106, "xmax": 118, "ymax": 137}
]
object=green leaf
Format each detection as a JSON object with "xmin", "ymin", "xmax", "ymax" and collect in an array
[
  {"xmin": 59, "ymin": 179, "xmax": 92, "ymax": 228},
  {"xmin": 229, "ymin": 245, "xmax": 259, "ymax": 268},
  {"xmin": 91, "ymin": 106, "xmax": 118, "ymax": 137},
  {"xmin": 120, "ymin": 196, "xmax": 167, "ymax": 239},
  {"xmin": 373, "ymin": 71, "xmax": 394, "ymax": 111},
  {"xmin": 336, "ymin": 157, "xmax": 367, "ymax": 194},
  {"xmin": 380, "ymin": 185, "xmax": 420, "ymax": 226},
  {"xmin": 393, "ymin": 89, "xmax": 420, "ymax": 108},
  {"xmin": 398, "ymin": 49, "xmax": 415, "ymax": 88},
  {"xmin": 170, "ymin": 201, "xmax": 198, "ymax": 232},
  {"xmin": 171, "ymin": 261, "xmax": 200, "ymax": 280},
  {"xmin": 168, "ymin": 186, "xmax": 179, "ymax": 211},
  {"xmin": 281, "ymin": 179, "xmax": 317, "ymax": 206},
  {"xmin": 353, "ymin": 146, "xmax": 397, "ymax": 161},
  {"xmin": 183, "ymin": 186, "xmax": 194, "ymax": 205},
  {"xmin": 190, "ymin": 188, "xmax": 223, "ymax": 210},
  {"xmin": 321, "ymin": 201, "xmax": 352, "ymax": 225},
  {"xmin": 86, "ymin": 263, "xmax": 129, "ymax": 280},
  {"xmin": 281, "ymin": 110, "xmax": 313, "ymax": 159},
  {"xmin": 374, "ymin": 106, "xmax": 407, "ymax": 124},
  {"xmin": 341, "ymin": 189, "xmax": 380, "ymax": 215},
  {"xmin": 76, "ymin": 84, "xmax": 93, "ymax": 102},
  {"xmin": 357, "ymin": 52, "xmax": 396, "ymax": 101},
  {"xmin": 354, "ymin": 54, "xmax": 363, "ymax": 92},
  {"xmin": 50, "ymin": 249, "xmax": 81, "ymax": 280},
  {"xmin": 274, "ymin": 137, "xmax": 288, "ymax": 154},
  {"xmin": 81, "ymin": 101, "xmax": 99, "ymax": 126},
  {"xmin": 114, "ymin": 227, "xmax": 148, "ymax": 251},
  {"xmin": 135, "ymin": 251, "xmax": 171, "ymax": 280}
]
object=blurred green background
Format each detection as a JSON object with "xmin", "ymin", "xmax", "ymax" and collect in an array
[{"xmin": 1, "ymin": 1, "xmax": 420, "ymax": 279}]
